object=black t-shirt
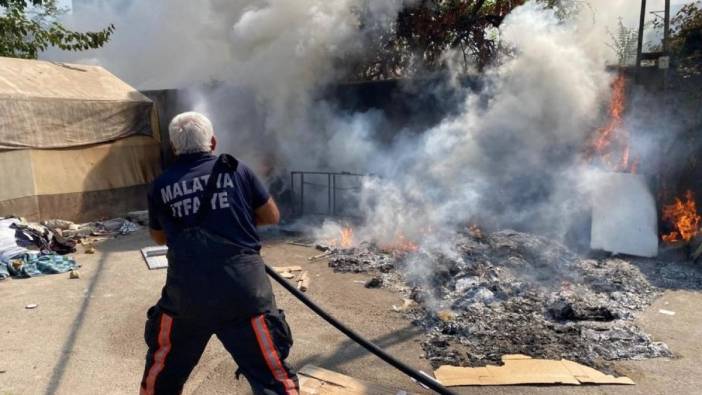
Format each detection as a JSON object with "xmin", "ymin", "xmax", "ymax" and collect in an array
[{"xmin": 148, "ymin": 152, "xmax": 270, "ymax": 252}]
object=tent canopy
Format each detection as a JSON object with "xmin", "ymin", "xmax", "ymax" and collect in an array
[
  {"xmin": 0, "ymin": 56, "xmax": 155, "ymax": 149},
  {"xmin": 0, "ymin": 57, "xmax": 161, "ymax": 221}
]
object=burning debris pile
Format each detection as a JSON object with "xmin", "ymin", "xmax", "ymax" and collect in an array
[
  {"xmin": 661, "ymin": 190, "xmax": 702, "ymax": 245},
  {"xmin": 320, "ymin": 228, "xmax": 673, "ymax": 371}
]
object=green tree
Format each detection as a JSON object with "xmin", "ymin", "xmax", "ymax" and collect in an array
[
  {"xmin": 349, "ymin": 0, "xmax": 580, "ymax": 80},
  {"xmin": 670, "ymin": 1, "xmax": 702, "ymax": 75},
  {"xmin": 654, "ymin": 1, "xmax": 702, "ymax": 75},
  {"xmin": 351, "ymin": 0, "xmax": 525, "ymax": 80},
  {"xmin": 0, "ymin": 0, "xmax": 114, "ymax": 59}
]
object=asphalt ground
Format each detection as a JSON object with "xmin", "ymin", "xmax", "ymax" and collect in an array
[{"xmin": 1, "ymin": 229, "xmax": 700, "ymax": 395}]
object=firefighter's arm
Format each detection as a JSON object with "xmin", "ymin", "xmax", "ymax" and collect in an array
[
  {"xmin": 255, "ymin": 198, "xmax": 280, "ymax": 226},
  {"xmin": 150, "ymin": 229, "xmax": 167, "ymax": 245}
]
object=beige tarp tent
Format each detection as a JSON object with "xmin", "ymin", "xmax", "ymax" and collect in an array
[{"xmin": 0, "ymin": 57, "xmax": 161, "ymax": 221}]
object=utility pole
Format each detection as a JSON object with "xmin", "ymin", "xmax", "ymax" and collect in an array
[
  {"xmin": 636, "ymin": 0, "xmax": 647, "ymax": 82},
  {"xmin": 663, "ymin": 0, "xmax": 671, "ymax": 54},
  {"xmin": 663, "ymin": 0, "xmax": 671, "ymax": 92}
]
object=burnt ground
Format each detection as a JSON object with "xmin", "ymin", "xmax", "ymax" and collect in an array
[
  {"xmin": 326, "ymin": 230, "xmax": 690, "ymax": 373},
  {"xmin": 1, "ymin": 228, "xmax": 701, "ymax": 394}
]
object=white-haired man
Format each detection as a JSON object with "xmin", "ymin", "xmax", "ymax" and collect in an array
[{"xmin": 140, "ymin": 112, "xmax": 299, "ymax": 395}]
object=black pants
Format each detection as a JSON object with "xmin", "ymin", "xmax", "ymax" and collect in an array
[{"xmin": 139, "ymin": 306, "xmax": 299, "ymax": 395}]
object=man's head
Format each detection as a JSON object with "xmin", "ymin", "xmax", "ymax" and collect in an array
[{"xmin": 168, "ymin": 111, "xmax": 217, "ymax": 155}]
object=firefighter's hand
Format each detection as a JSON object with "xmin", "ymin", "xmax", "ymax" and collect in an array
[{"xmin": 255, "ymin": 198, "xmax": 280, "ymax": 226}]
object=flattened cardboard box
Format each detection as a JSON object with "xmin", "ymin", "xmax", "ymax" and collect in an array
[{"xmin": 434, "ymin": 354, "xmax": 634, "ymax": 386}]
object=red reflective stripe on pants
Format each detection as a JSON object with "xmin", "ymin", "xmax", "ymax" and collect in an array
[
  {"xmin": 141, "ymin": 313, "xmax": 174, "ymax": 395},
  {"xmin": 251, "ymin": 315, "xmax": 298, "ymax": 395}
]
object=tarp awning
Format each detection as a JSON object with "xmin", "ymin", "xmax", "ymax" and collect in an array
[{"xmin": 0, "ymin": 57, "xmax": 155, "ymax": 149}]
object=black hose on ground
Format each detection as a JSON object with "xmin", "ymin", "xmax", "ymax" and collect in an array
[{"xmin": 264, "ymin": 264, "xmax": 457, "ymax": 395}]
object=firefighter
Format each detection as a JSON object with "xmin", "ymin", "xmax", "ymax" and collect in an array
[{"xmin": 140, "ymin": 111, "xmax": 299, "ymax": 395}]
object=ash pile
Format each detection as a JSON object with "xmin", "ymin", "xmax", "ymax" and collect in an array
[{"xmin": 322, "ymin": 229, "xmax": 675, "ymax": 371}]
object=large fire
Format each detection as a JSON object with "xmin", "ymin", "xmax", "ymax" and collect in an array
[
  {"xmin": 585, "ymin": 73, "xmax": 638, "ymax": 173},
  {"xmin": 661, "ymin": 190, "xmax": 702, "ymax": 244}
]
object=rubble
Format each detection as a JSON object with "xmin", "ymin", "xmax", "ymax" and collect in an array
[
  {"xmin": 393, "ymin": 298, "xmax": 416, "ymax": 312},
  {"xmin": 308, "ymin": 251, "xmax": 332, "ymax": 261},
  {"xmin": 273, "ymin": 266, "xmax": 303, "ymax": 273},
  {"xmin": 83, "ymin": 242, "xmax": 96, "ymax": 254},
  {"xmin": 297, "ymin": 271, "xmax": 310, "ymax": 292},
  {"xmin": 326, "ymin": 242, "xmax": 395, "ymax": 273},
  {"xmin": 273, "ymin": 266, "xmax": 303, "ymax": 279},
  {"xmin": 323, "ymin": 229, "xmax": 684, "ymax": 372},
  {"xmin": 364, "ymin": 277, "xmax": 383, "ymax": 288}
]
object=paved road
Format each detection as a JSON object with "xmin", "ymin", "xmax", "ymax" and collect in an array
[{"xmin": 1, "ymin": 230, "xmax": 700, "ymax": 394}]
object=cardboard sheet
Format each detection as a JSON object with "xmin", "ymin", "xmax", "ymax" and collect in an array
[{"xmin": 433, "ymin": 355, "xmax": 634, "ymax": 387}]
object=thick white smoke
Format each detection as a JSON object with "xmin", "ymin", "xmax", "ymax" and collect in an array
[
  {"xmin": 45, "ymin": 0, "xmax": 405, "ymax": 174},
  {"xmin": 43, "ymin": 1, "xmax": 657, "ymax": 250},
  {"xmin": 356, "ymin": 3, "xmax": 613, "ymax": 248}
]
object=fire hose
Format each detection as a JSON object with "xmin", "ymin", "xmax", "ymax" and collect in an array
[{"xmin": 264, "ymin": 264, "xmax": 457, "ymax": 395}]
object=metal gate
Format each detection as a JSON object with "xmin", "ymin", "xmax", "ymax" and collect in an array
[{"xmin": 290, "ymin": 171, "xmax": 366, "ymax": 217}]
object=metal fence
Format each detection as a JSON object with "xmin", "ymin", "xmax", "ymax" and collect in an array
[{"xmin": 290, "ymin": 171, "xmax": 366, "ymax": 217}]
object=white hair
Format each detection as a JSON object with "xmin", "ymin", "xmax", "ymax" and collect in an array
[{"xmin": 168, "ymin": 111, "xmax": 215, "ymax": 154}]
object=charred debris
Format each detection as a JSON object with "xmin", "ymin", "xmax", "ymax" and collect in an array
[{"xmin": 315, "ymin": 228, "xmax": 702, "ymax": 373}]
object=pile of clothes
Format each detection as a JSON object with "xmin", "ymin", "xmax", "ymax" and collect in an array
[
  {"xmin": 43, "ymin": 218, "xmax": 139, "ymax": 241},
  {"xmin": 0, "ymin": 216, "xmax": 139, "ymax": 280}
]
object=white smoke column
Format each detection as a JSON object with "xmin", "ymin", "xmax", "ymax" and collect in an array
[
  {"xmin": 45, "ymin": 0, "xmax": 405, "ymax": 173},
  {"xmin": 358, "ymin": 2, "xmax": 613, "ymax": 249},
  {"xmin": 44, "ymin": 1, "xmax": 242, "ymax": 88},
  {"xmin": 222, "ymin": 0, "xmax": 409, "ymax": 173}
]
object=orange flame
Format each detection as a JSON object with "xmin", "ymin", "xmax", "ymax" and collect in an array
[
  {"xmin": 380, "ymin": 232, "xmax": 419, "ymax": 254},
  {"xmin": 325, "ymin": 226, "xmax": 422, "ymax": 253},
  {"xmin": 661, "ymin": 190, "xmax": 701, "ymax": 244},
  {"xmin": 586, "ymin": 73, "xmax": 638, "ymax": 173},
  {"xmin": 325, "ymin": 226, "xmax": 355, "ymax": 249},
  {"xmin": 339, "ymin": 227, "xmax": 354, "ymax": 248}
]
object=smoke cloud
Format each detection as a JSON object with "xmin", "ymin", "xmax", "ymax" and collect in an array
[
  {"xmin": 42, "ymin": 1, "xmax": 673, "ymax": 252},
  {"xmin": 356, "ymin": 3, "xmax": 613, "ymax": 248},
  {"xmin": 46, "ymin": 0, "xmax": 406, "ymax": 173}
]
